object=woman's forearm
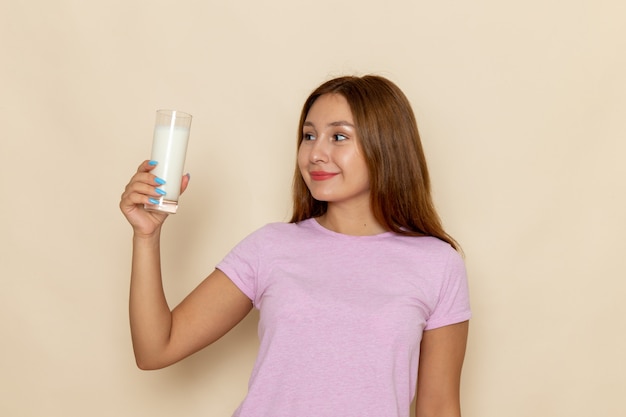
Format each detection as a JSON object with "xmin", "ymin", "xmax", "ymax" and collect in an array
[{"xmin": 128, "ymin": 230, "xmax": 173, "ymax": 369}]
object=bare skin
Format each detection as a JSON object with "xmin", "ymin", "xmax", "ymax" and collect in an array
[
  {"xmin": 415, "ymin": 321, "xmax": 469, "ymax": 417},
  {"xmin": 120, "ymin": 160, "xmax": 252, "ymax": 370}
]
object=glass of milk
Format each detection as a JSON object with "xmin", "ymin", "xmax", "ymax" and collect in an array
[{"xmin": 144, "ymin": 109, "xmax": 192, "ymax": 214}]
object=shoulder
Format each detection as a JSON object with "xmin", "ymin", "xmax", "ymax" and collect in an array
[
  {"xmin": 385, "ymin": 234, "xmax": 466, "ymax": 276},
  {"xmin": 249, "ymin": 221, "xmax": 303, "ymax": 237},
  {"xmin": 236, "ymin": 220, "xmax": 311, "ymax": 246},
  {"xmin": 391, "ymin": 234, "xmax": 461, "ymax": 260}
]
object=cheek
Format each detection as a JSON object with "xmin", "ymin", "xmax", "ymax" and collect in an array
[
  {"xmin": 297, "ymin": 147, "xmax": 309, "ymax": 174},
  {"xmin": 341, "ymin": 150, "xmax": 369, "ymax": 177}
]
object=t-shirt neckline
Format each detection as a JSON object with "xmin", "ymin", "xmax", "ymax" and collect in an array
[{"xmin": 303, "ymin": 217, "xmax": 395, "ymax": 240}]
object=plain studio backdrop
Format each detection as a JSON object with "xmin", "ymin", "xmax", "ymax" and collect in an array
[{"xmin": 1, "ymin": 1, "xmax": 624, "ymax": 416}]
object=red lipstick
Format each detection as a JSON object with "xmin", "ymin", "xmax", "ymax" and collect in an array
[{"xmin": 310, "ymin": 171, "xmax": 338, "ymax": 181}]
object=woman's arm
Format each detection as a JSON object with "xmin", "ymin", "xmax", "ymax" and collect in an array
[
  {"xmin": 129, "ymin": 260, "xmax": 252, "ymax": 370},
  {"xmin": 415, "ymin": 321, "xmax": 469, "ymax": 417},
  {"xmin": 121, "ymin": 161, "xmax": 253, "ymax": 370}
]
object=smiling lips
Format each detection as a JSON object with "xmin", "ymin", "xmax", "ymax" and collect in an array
[{"xmin": 310, "ymin": 171, "xmax": 339, "ymax": 181}]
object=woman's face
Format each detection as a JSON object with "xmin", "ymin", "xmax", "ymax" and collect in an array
[{"xmin": 298, "ymin": 93, "xmax": 370, "ymax": 207}]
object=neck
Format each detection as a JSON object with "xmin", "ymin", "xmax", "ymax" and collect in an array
[{"xmin": 317, "ymin": 204, "xmax": 387, "ymax": 236}]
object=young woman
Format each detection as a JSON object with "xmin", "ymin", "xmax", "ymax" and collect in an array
[{"xmin": 120, "ymin": 75, "xmax": 471, "ymax": 417}]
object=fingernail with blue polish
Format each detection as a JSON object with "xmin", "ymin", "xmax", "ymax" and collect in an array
[
  {"xmin": 155, "ymin": 188, "xmax": 166, "ymax": 196},
  {"xmin": 148, "ymin": 160, "xmax": 158, "ymax": 166},
  {"xmin": 155, "ymin": 177, "xmax": 166, "ymax": 185},
  {"xmin": 149, "ymin": 197, "xmax": 160, "ymax": 205}
]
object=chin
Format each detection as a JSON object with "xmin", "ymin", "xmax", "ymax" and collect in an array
[{"xmin": 311, "ymin": 194, "xmax": 331, "ymax": 203}]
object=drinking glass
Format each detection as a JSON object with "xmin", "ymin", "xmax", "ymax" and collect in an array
[{"xmin": 144, "ymin": 109, "xmax": 192, "ymax": 214}]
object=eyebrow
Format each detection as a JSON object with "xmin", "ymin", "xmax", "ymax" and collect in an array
[{"xmin": 303, "ymin": 120, "xmax": 355, "ymax": 128}]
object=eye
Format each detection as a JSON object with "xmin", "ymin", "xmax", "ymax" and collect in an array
[
  {"xmin": 333, "ymin": 133, "xmax": 348, "ymax": 141},
  {"xmin": 303, "ymin": 133, "xmax": 316, "ymax": 141}
]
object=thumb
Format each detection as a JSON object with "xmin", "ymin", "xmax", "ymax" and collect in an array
[{"xmin": 180, "ymin": 173, "xmax": 191, "ymax": 195}]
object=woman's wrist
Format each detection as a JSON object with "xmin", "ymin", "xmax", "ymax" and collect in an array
[{"xmin": 132, "ymin": 228, "xmax": 162, "ymax": 245}]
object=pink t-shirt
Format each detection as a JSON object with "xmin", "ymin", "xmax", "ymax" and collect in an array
[{"xmin": 217, "ymin": 218, "xmax": 471, "ymax": 417}]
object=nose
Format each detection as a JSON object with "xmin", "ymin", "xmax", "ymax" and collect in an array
[{"xmin": 309, "ymin": 135, "xmax": 330, "ymax": 163}]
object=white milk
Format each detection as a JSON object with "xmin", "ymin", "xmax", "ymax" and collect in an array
[{"xmin": 150, "ymin": 125, "xmax": 190, "ymax": 201}]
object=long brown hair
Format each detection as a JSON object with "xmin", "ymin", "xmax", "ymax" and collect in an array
[{"xmin": 290, "ymin": 75, "xmax": 460, "ymax": 251}]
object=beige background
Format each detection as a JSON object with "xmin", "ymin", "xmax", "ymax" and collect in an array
[{"xmin": 1, "ymin": 1, "xmax": 624, "ymax": 416}]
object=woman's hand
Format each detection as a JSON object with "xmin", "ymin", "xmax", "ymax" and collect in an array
[{"xmin": 119, "ymin": 160, "xmax": 190, "ymax": 237}]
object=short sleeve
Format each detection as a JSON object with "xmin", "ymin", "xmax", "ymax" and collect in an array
[
  {"xmin": 216, "ymin": 230, "xmax": 263, "ymax": 303},
  {"xmin": 424, "ymin": 250, "xmax": 471, "ymax": 330}
]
